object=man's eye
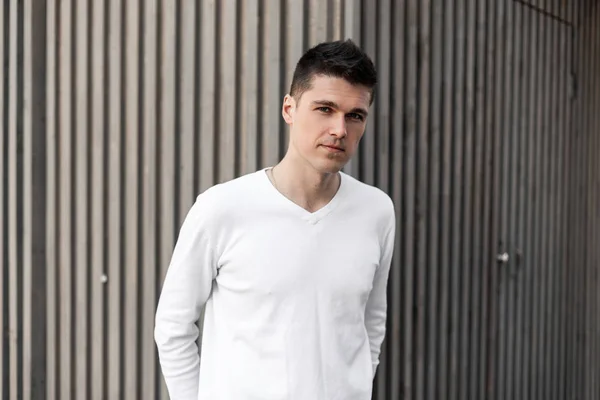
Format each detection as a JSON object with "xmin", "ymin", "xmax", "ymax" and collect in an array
[
  {"xmin": 317, "ymin": 107, "xmax": 331, "ymax": 113},
  {"xmin": 348, "ymin": 113, "xmax": 364, "ymax": 121}
]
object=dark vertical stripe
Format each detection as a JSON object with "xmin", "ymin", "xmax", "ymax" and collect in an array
[
  {"xmin": 521, "ymin": 5, "xmax": 535, "ymax": 398},
  {"xmin": 403, "ymin": 0, "xmax": 418, "ymax": 398},
  {"xmin": 459, "ymin": 0, "xmax": 475, "ymax": 397},
  {"xmin": 468, "ymin": 0, "xmax": 486, "ymax": 397},
  {"xmin": 495, "ymin": 0, "xmax": 510, "ymax": 397},
  {"xmin": 505, "ymin": 2, "xmax": 520, "ymax": 398},
  {"xmin": 437, "ymin": 0, "xmax": 454, "ymax": 397},
  {"xmin": 389, "ymin": 0, "xmax": 405, "ymax": 398},
  {"xmin": 507, "ymin": 5, "xmax": 530, "ymax": 399},
  {"xmin": 373, "ymin": 0, "xmax": 390, "ymax": 395},
  {"xmin": 448, "ymin": 1, "xmax": 466, "ymax": 398},
  {"xmin": 425, "ymin": 1, "xmax": 442, "ymax": 398}
]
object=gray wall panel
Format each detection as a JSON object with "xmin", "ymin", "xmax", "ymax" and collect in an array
[{"xmin": 2, "ymin": 1, "xmax": 600, "ymax": 399}]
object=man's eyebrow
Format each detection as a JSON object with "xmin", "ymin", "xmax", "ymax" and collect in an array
[{"xmin": 311, "ymin": 100, "xmax": 369, "ymax": 117}]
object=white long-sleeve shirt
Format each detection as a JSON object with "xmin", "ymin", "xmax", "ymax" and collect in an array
[{"xmin": 155, "ymin": 168, "xmax": 396, "ymax": 400}]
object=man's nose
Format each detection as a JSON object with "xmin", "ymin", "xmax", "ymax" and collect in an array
[{"xmin": 330, "ymin": 115, "xmax": 347, "ymax": 138}]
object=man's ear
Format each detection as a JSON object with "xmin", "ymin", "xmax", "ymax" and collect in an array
[{"xmin": 282, "ymin": 94, "xmax": 295, "ymax": 125}]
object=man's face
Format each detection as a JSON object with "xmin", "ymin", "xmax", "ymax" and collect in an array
[{"xmin": 282, "ymin": 75, "xmax": 372, "ymax": 174}]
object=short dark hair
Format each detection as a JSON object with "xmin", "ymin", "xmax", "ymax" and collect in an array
[{"xmin": 289, "ymin": 39, "xmax": 377, "ymax": 104}]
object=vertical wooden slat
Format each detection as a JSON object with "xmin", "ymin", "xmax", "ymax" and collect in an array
[
  {"xmin": 540, "ymin": 8, "xmax": 556, "ymax": 400},
  {"xmin": 285, "ymin": 0, "xmax": 305, "ymax": 97},
  {"xmin": 459, "ymin": 0, "xmax": 476, "ymax": 397},
  {"xmin": 141, "ymin": 0, "xmax": 158, "ymax": 398},
  {"xmin": 556, "ymin": 9, "xmax": 569, "ymax": 399},
  {"xmin": 124, "ymin": 0, "xmax": 139, "ymax": 398},
  {"xmin": 583, "ymin": 9, "xmax": 598, "ymax": 399},
  {"xmin": 331, "ymin": 0, "xmax": 343, "ymax": 40},
  {"xmin": 23, "ymin": 0, "xmax": 43, "ymax": 398},
  {"xmin": 375, "ymin": 0, "xmax": 390, "ymax": 224},
  {"xmin": 341, "ymin": 0, "xmax": 361, "ymax": 177},
  {"xmin": 0, "ymin": 0, "xmax": 6, "ymax": 394},
  {"xmin": 450, "ymin": 0, "xmax": 466, "ymax": 398},
  {"xmin": 574, "ymin": 6, "xmax": 583, "ymax": 393},
  {"xmin": 534, "ymin": 2, "xmax": 548, "ymax": 396},
  {"xmin": 585, "ymin": 4, "xmax": 596, "ymax": 397},
  {"xmin": 199, "ymin": 0, "xmax": 216, "ymax": 190},
  {"xmin": 565, "ymin": 14, "xmax": 576, "ymax": 393},
  {"xmin": 480, "ymin": 0, "xmax": 494, "ymax": 396},
  {"xmin": 413, "ymin": 1, "xmax": 430, "ymax": 399},
  {"xmin": 468, "ymin": 0, "xmax": 486, "ymax": 397},
  {"xmin": 22, "ymin": 1, "xmax": 48, "ymax": 394},
  {"xmin": 373, "ymin": 1, "xmax": 391, "ymax": 396},
  {"xmin": 343, "ymin": 0, "xmax": 360, "ymax": 43},
  {"xmin": 178, "ymin": 0, "xmax": 195, "ymax": 215},
  {"xmin": 568, "ymin": 4, "xmax": 580, "ymax": 396},
  {"xmin": 58, "ymin": 0, "xmax": 73, "ymax": 396},
  {"xmin": 403, "ymin": 0, "xmax": 418, "ymax": 397},
  {"xmin": 283, "ymin": 0, "xmax": 306, "ymax": 155},
  {"xmin": 240, "ymin": 0, "xmax": 259, "ymax": 175},
  {"xmin": 261, "ymin": 0, "xmax": 282, "ymax": 168},
  {"xmin": 488, "ymin": 0, "xmax": 505, "ymax": 396},
  {"xmin": 389, "ymin": 0, "xmax": 405, "ymax": 398},
  {"xmin": 508, "ymin": 3, "xmax": 522, "ymax": 399},
  {"xmin": 74, "ymin": 0, "xmax": 89, "ymax": 398},
  {"xmin": 218, "ymin": 0, "xmax": 237, "ymax": 183},
  {"xmin": 549, "ymin": 7, "xmax": 560, "ymax": 400},
  {"xmin": 546, "ymin": 10, "xmax": 559, "ymax": 400},
  {"xmin": 360, "ymin": 1, "xmax": 376, "ymax": 186},
  {"xmin": 565, "ymin": 0, "xmax": 576, "ymax": 394},
  {"xmin": 159, "ymin": 1, "xmax": 176, "ymax": 398},
  {"xmin": 438, "ymin": 0, "xmax": 454, "ymax": 396},
  {"xmin": 590, "ymin": 9, "xmax": 600, "ymax": 398},
  {"xmin": 8, "ymin": 2, "xmax": 24, "ymax": 399},
  {"xmin": 425, "ymin": 1, "xmax": 442, "ymax": 399},
  {"xmin": 522, "ymin": 4, "xmax": 536, "ymax": 399},
  {"xmin": 22, "ymin": 3, "xmax": 32, "ymax": 398},
  {"xmin": 8, "ymin": 3, "xmax": 18, "ymax": 398},
  {"xmin": 159, "ymin": 0, "xmax": 176, "ymax": 288},
  {"xmin": 538, "ymin": 0, "xmax": 551, "ymax": 394},
  {"xmin": 45, "ymin": 1, "xmax": 58, "ymax": 398},
  {"xmin": 90, "ymin": 0, "xmax": 106, "ymax": 398},
  {"xmin": 107, "ymin": 0, "xmax": 122, "ymax": 396},
  {"xmin": 577, "ymin": 5, "xmax": 586, "ymax": 395},
  {"xmin": 496, "ymin": 0, "xmax": 510, "ymax": 397},
  {"xmin": 528, "ymin": 3, "xmax": 541, "ymax": 397},
  {"xmin": 512, "ymin": 4, "xmax": 526, "ymax": 399},
  {"xmin": 583, "ymin": 7, "xmax": 591, "ymax": 396},
  {"xmin": 308, "ymin": 0, "xmax": 327, "ymax": 46}
]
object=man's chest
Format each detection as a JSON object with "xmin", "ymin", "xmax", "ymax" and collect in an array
[{"xmin": 215, "ymin": 218, "xmax": 381, "ymax": 301}]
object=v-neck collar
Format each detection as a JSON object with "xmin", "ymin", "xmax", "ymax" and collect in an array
[{"xmin": 260, "ymin": 168, "xmax": 346, "ymax": 225}]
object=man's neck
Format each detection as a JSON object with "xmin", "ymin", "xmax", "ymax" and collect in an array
[{"xmin": 269, "ymin": 156, "xmax": 341, "ymax": 213}]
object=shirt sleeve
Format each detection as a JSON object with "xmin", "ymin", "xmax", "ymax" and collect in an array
[
  {"xmin": 154, "ymin": 194, "xmax": 219, "ymax": 400},
  {"xmin": 365, "ymin": 203, "xmax": 396, "ymax": 378}
]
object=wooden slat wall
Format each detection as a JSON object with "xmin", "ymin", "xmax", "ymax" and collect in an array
[{"xmin": 1, "ymin": 1, "xmax": 600, "ymax": 399}]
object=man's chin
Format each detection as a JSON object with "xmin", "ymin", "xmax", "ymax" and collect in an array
[{"xmin": 314, "ymin": 160, "xmax": 346, "ymax": 175}]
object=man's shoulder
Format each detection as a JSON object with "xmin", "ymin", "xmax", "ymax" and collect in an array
[
  {"xmin": 341, "ymin": 172, "xmax": 394, "ymax": 216},
  {"xmin": 195, "ymin": 169, "xmax": 265, "ymax": 208}
]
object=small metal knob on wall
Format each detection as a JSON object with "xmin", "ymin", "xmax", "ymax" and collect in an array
[{"xmin": 497, "ymin": 252, "xmax": 510, "ymax": 263}]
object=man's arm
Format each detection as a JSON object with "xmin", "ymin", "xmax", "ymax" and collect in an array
[
  {"xmin": 364, "ymin": 205, "xmax": 396, "ymax": 378},
  {"xmin": 154, "ymin": 194, "xmax": 218, "ymax": 400}
]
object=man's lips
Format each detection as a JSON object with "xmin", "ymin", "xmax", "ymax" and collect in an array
[{"xmin": 322, "ymin": 144, "xmax": 345, "ymax": 152}]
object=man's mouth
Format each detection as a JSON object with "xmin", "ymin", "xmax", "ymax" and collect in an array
[{"xmin": 322, "ymin": 145, "xmax": 345, "ymax": 152}]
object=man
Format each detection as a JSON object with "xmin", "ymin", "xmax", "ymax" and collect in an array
[{"xmin": 155, "ymin": 39, "xmax": 396, "ymax": 400}]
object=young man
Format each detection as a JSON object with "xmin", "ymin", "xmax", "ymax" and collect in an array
[{"xmin": 155, "ymin": 39, "xmax": 396, "ymax": 400}]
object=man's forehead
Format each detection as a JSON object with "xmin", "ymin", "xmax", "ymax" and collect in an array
[{"xmin": 302, "ymin": 77, "xmax": 371, "ymax": 106}]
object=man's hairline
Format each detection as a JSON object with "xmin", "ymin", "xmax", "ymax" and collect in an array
[{"xmin": 290, "ymin": 73, "xmax": 376, "ymax": 106}]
